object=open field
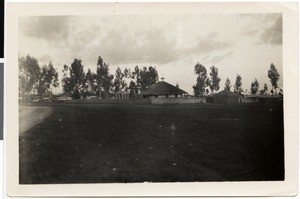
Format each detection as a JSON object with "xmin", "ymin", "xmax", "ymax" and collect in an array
[
  {"xmin": 19, "ymin": 106, "xmax": 53, "ymax": 134},
  {"xmin": 19, "ymin": 103, "xmax": 284, "ymax": 184}
]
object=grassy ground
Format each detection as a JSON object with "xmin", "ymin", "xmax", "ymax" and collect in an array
[
  {"xmin": 19, "ymin": 103, "xmax": 284, "ymax": 184},
  {"xmin": 19, "ymin": 106, "xmax": 53, "ymax": 134}
]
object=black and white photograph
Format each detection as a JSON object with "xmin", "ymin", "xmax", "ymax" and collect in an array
[{"xmin": 5, "ymin": 2, "xmax": 298, "ymax": 197}]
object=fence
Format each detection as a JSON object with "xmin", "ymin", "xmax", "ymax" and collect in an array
[
  {"xmin": 150, "ymin": 97, "xmax": 206, "ymax": 104},
  {"xmin": 63, "ymin": 97, "xmax": 206, "ymax": 105},
  {"xmin": 66, "ymin": 98, "xmax": 151, "ymax": 104}
]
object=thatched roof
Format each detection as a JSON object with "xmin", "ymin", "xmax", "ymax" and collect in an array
[
  {"xmin": 214, "ymin": 90, "xmax": 240, "ymax": 97},
  {"xmin": 140, "ymin": 81, "xmax": 188, "ymax": 96}
]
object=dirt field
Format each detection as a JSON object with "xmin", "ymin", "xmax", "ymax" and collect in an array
[{"xmin": 19, "ymin": 103, "xmax": 284, "ymax": 184}]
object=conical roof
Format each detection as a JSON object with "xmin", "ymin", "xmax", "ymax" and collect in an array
[
  {"xmin": 214, "ymin": 90, "xmax": 240, "ymax": 96},
  {"xmin": 140, "ymin": 81, "xmax": 188, "ymax": 96}
]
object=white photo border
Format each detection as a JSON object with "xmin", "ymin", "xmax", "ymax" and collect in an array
[{"xmin": 5, "ymin": 2, "xmax": 299, "ymax": 197}]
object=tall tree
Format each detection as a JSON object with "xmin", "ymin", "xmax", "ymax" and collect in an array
[
  {"xmin": 97, "ymin": 56, "xmax": 103, "ymax": 68},
  {"xmin": 122, "ymin": 67, "xmax": 132, "ymax": 91},
  {"xmin": 123, "ymin": 68, "xmax": 131, "ymax": 78},
  {"xmin": 132, "ymin": 65, "xmax": 140, "ymax": 79},
  {"xmin": 208, "ymin": 66, "xmax": 221, "ymax": 94},
  {"xmin": 224, "ymin": 78, "xmax": 231, "ymax": 91},
  {"xmin": 192, "ymin": 63, "xmax": 208, "ymax": 96},
  {"xmin": 234, "ymin": 74, "xmax": 243, "ymax": 94},
  {"xmin": 137, "ymin": 66, "xmax": 158, "ymax": 92},
  {"xmin": 62, "ymin": 59, "xmax": 85, "ymax": 99},
  {"xmin": 96, "ymin": 56, "xmax": 114, "ymax": 99},
  {"xmin": 19, "ymin": 55, "xmax": 40, "ymax": 97},
  {"xmin": 128, "ymin": 80, "xmax": 138, "ymax": 98},
  {"xmin": 84, "ymin": 69, "xmax": 97, "ymax": 96},
  {"xmin": 250, "ymin": 78, "xmax": 259, "ymax": 94},
  {"xmin": 37, "ymin": 61, "xmax": 59, "ymax": 97},
  {"xmin": 113, "ymin": 67, "xmax": 126, "ymax": 92},
  {"xmin": 127, "ymin": 66, "xmax": 140, "ymax": 93},
  {"xmin": 264, "ymin": 83, "xmax": 268, "ymax": 94},
  {"xmin": 62, "ymin": 64, "xmax": 72, "ymax": 97},
  {"xmin": 259, "ymin": 83, "xmax": 268, "ymax": 95},
  {"xmin": 268, "ymin": 63, "xmax": 280, "ymax": 92}
]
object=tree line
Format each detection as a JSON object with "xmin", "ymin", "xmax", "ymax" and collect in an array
[
  {"xmin": 192, "ymin": 62, "xmax": 281, "ymax": 96},
  {"xmin": 19, "ymin": 56, "xmax": 59, "ymax": 98},
  {"xmin": 19, "ymin": 55, "xmax": 159, "ymax": 99},
  {"xmin": 19, "ymin": 54, "xmax": 282, "ymax": 100}
]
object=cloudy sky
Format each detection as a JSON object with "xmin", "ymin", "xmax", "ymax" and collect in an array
[{"xmin": 19, "ymin": 13, "xmax": 282, "ymax": 94}]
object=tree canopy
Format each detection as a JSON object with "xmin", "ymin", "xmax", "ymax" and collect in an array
[
  {"xmin": 37, "ymin": 61, "xmax": 59, "ymax": 97},
  {"xmin": 234, "ymin": 74, "xmax": 243, "ymax": 94},
  {"xmin": 192, "ymin": 63, "xmax": 208, "ymax": 96},
  {"xmin": 19, "ymin": 55, "xmax": 41, "ymax": 96},
  {"xmin": 268, "ymin": 63, "xmax": 280, "ymax": 90},
  {"xmin": 128, "ymin": 80, "xmax": 138, "ymax": 98},
  {"xmin": 19, "ymin": 55, "xmax": 59, "ymax": 100},
  {"xmin": 250, "ymin": 78, "xmax": 259, "ymax": 94},
  {"xmin": 96, "ymin": 56, "xmax": 114, "ymax": 99},
  {"xmin": 137, "ymin": 66, "xmax": 159, "ymax": 92},
  {"xmin": 224, "ymin": 78, "xmax": 231, "ymax": 91},
  {"xmin": 62, "ymin": 59, "xmax": 85, "ymax": 99},
  {"xmin": 208, "ymin": 66, "xmax": 221, "ymax": 94},
  {"xmin": 113, "ymin": 67, "xmax": 127, "ymax": 93},
  {"xmin": 84, "ymin": 69, "xmax": 97, "ymax": 96}
]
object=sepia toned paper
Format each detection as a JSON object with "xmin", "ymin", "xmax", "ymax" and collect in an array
[{"xmin": 5, "ymin": 2, "xmax": 298, "ymax": 197}]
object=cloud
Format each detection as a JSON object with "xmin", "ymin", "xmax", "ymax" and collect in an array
[
  {"xmin": 93, "ymin": 30, "xmax": 231, "ymax": 66},
  {"xmin": 20, "ymin": 15, "xmax": 233, "ymax": 67},
  {"xmin": 243, "ymin": 29, "xmax": 259, "ymax": 37},
  {"xmin": 38, "ymin": 54, "xmax": 54, "ymax": 65},
  {"xmin": 237, "ymin": 13, "xmax": 282, "ymax": 46},
  {"xmin": 207, "ymin": 31, "xmax": 218, "ymax": 39},
  {"xmin": 55, "ymin": 26, "xmax": 182, "ymax": 66},
  {"xmin": 208, "ymin": 51, "xmax": 234, "ymax": 63},
  {"xmin": 185, "ymin": 33, "xmax": 232, "ymax": 55},
  {"xmin": 259, "ymin": 15, "xmax": 282, "ymax": 45},
  {"xmin": 70, "ymin": 25, "xmax": 102, "ymax": 49},
  {"xmin": 19, "ymin": 16, "xmax": 71, "ymax": 42}
]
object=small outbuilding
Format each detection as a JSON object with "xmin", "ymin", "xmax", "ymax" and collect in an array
[
  {"xmin": 212, "ymin": 90, "xmax": 242, "ymax": 104},
  {"xmin": 115, "ymin": 91, "xmax": 130, "ymax": 99},
  {"xmin": 140, "ymin": 81, "xmax": 188, "ymax": 98}
]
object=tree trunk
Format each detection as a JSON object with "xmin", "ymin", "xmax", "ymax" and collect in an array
[{"xmin": 99, "ymin": 83, "xmax": 102, "ymax": 99}]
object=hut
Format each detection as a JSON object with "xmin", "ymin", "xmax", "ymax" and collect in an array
[
  {"xmin": 140, "ymin": 81, "xmax": 188, "ymax": 98},
  {"xmin": 115, "ymin": 91, "xmax": 130, "ymax": 99},
  {"xmin": 212, "ymin": 90, "xmax": 242, "ymax": 104}
]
